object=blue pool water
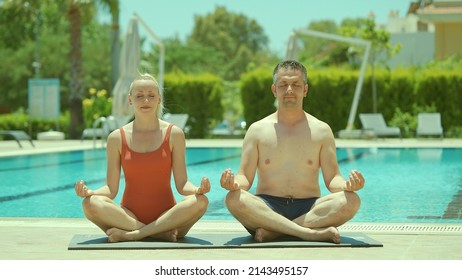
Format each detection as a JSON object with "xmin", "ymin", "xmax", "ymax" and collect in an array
[{"xmin": 0, "ymin": 147, "xmax": 461, "ymax": 223}]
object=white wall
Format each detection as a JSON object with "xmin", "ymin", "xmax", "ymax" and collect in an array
[{"xmin": 386, "ymin": 32, "xmax": 435, "ymax": 68}]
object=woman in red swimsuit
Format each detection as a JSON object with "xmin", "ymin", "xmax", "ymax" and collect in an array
[{"xmin": 75, "ymin": 73, "xmax": 210, "ymax": 242}]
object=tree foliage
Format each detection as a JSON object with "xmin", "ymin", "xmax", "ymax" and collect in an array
[
  {"xmin": 144, "ymin": 36, "xmax": 227, "ymax": 77},
  {"xmin": 188, "ymin": 6, "xmax": 269, "ymax": 80},
  {"xmin": 296, "ymin": 17, "xmax": 400, "ymax": 70},
  {"xmin": 0, "ymin": 1, "xmax": 111, "ymax": 116},
  {"xmin": 0, "ymin": 0, "xmax": 52, "ymax": 49}
]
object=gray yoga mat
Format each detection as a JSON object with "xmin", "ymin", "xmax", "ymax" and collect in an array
[{"xmin": 68, "ymin": 232, "xmax": 383, "ymax": 250}]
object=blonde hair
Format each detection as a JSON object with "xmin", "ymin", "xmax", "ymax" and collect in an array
[{"xmin": 129, "ymin": 73, "xmax": 164, "ymax": 117}]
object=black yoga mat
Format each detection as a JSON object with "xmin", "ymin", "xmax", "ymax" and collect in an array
[{"xmin": 68, "ymin": 232, "xmax": 383, "ymax": 250}]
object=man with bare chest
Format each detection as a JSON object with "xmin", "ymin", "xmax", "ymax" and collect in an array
[{"xmin": 220, "ymin": 60, "xmax": 365, "ymax": 243}]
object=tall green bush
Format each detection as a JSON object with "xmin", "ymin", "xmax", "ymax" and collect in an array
[
  {"xmin": 307, "ymin": 69, "xmax": 358, "ymax": 132},
  {"xmin": 164, "ymin": 72, "xmax": 224, "ymax": 138},
  {"xmin": 0, "ymin": 109, "xmax": 70, "ymax": 139},
  {"xmin": 414, "ymin": 69, "xmax": 462, "ymax": 134},
  {"xmin": 240, "ymin": 68, "xmax": 275, "ymax": 126},
  {"xmin": 383, "ymin": 69, "xmax": 415, "ymax": 115}
]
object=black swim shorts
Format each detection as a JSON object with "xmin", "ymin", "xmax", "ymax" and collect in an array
[{"xmin": 245, "ymin": 194, "xmax": 319, "ymax": 236}]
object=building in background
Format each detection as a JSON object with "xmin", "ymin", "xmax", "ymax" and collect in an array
[
  {"xmin": 384, "ymin": 0, "xmax": 462, "ymax": 68},
  {"xmin": 415, "ymin": 0, "xmax": 462, "ymax": 60}
]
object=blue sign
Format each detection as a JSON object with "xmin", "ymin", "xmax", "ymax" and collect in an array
[{"xmin": 28, "ymin": 78, "xmax": 60, "ymax": 119}]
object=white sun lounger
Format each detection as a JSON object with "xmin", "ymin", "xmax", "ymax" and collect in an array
[
  {"xmin": 163, "ymin": 113, "xmax": 189, "ymax": 132},
  {"xmin": 0, "ymin": 130, "xmax": 35, "ymax": 148},
  {"xmin": 416, "ymin": 113, "xmax": 443, "ymax": 138},
  {"xmin": 359, "ymin": 113, "xmax": 401, "ymax": 138}
]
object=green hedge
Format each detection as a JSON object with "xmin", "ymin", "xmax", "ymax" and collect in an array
[
  {"xmin": 0, "ymin": 110, "xmax": 70, "ymax": 139},
  {"xmin": 306, "ymin": 69, "xmax": 359, "ymax": 132},
  {"xmin": 164, "ymin": 72, "xmax": 224, "ymax": 138},
  {"xmin": 240, "ymin": 68, "xmax": 275, "ymax": 126},
  {"xmin": 414, "ymin": 70, "xmax": 462, "ymax": 132}
]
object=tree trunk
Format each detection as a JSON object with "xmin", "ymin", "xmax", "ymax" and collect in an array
[
  {"xmin": 67, "ymin": 1, "xmax": 84, "ymax": 139},
  {"xmin": 372, "ymin": 63, "xmax": 377, "ymax": 113},
  {"xmin": 370, "ymin": 49, "xmax": 377, "ymax": 113},
  {"xmin": 111, "ymin": 16, "xmax": 120, "ymax": 91}
]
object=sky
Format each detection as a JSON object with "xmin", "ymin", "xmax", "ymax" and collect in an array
[{"xmin": 112, "ymin": 0, "xmax": 412, "ymax": 55}]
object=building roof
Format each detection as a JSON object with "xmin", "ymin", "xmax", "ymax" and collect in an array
[{"xmin": 414, "ymin": 0, "xmax": 462, "ymax": 22}]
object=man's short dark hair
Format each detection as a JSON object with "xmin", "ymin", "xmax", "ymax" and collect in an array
[{"xmin": 272, "ymin": 60, "xmax": 308, "ymax": 85}]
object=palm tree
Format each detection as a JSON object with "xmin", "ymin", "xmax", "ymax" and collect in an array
[
  {"xmin": 105, "ymin": 0, "xmax": 120, "ymax": 91},
  {"xmin": 67, "ymin": 0, "xmax": 83, "ymax": 139},
  {"xmin": 66, "ymin": 0, "xmax": 119, "ymax": 139}
]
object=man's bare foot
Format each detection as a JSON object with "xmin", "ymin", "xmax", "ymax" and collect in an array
[
  {"xmin": 254, "ymin": 227, "xmax": 340, "ymax": 244},
  {"xmin": 254, "ymin": 228, "xmax": 282, "ymax": 242},
  {"xmin": 303, "ymin": 227, "xmax": 340, "ymax": 244},
  {"xmin": 150, "ymin": 229, "xmax": 178, "ymax": 242}
]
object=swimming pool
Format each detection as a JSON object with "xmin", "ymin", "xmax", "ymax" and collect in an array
[{"xmin": 0, "ymin": 147, "xmax": 461, "ymax": 223}]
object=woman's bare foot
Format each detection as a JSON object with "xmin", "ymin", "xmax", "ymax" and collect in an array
[
  {"xmin": 106, "ymin": 228, "xmax": 179, "ymax": 243},
  {"xmin": 106, "ymin": 228, "xmax": 133, "ymax": 243},
  {"xmin": 150, "ymin": 229, "xmax": 178, "ymax": 242}
]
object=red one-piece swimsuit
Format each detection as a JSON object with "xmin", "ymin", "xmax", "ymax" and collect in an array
[{"xmin": 119, "ymin": 124, "xmax": 176, "ymax": 224}]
